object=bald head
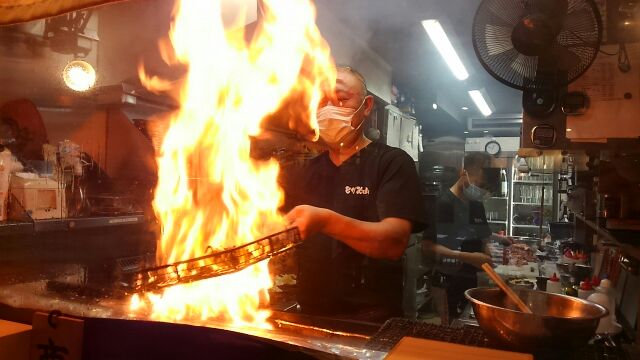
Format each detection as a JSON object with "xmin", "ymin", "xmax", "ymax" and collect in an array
[{"xmin": 337, "ymin": 66, "xmax": 367, "ymax": 100}]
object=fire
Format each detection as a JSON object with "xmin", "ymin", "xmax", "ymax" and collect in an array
[{"xmin": 130, "ymin": 0, "xmax": 335, "ymax": 328}]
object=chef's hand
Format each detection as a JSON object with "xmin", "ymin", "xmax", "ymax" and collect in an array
[
  {"xmin": 492, "ymin": 233, "xmax": 514, "ymax": 246},
  {"xmin": 457, "ymin": 252, "xmax": 493, "ymax": 270},
  {"xmin": 422, "ymin": 242, "xmax": 493, "ymax": 269},
  {"xmin": 285, "ymin": 205, "xmax": 331, "ymax": 239},
  {"xmin": 422, "ymin": 240, "xmax": 457, "ymax": 258}
]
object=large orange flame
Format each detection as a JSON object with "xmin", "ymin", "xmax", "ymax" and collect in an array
[{"xmin": 130, "ymin": 0, "xmax": 335, "ymax": 328}]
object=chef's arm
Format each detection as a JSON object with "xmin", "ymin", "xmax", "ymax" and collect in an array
[
  {"xmin": 490, "ymin": 233, "xmax": 514, "ymax": 245},
  {"xmin": 482, "ymin": 238, "xmax": 493, "ymax": 256},
  {"xmin": 286, "ymin": 205, "xmax": 411, "ymax": 260},
  {"xmin": 422, "ymin": 239, "xmax": 493, "ymax": 269}
]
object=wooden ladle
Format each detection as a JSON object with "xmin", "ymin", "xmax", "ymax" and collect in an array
[{"xmin": 481, "ymin": 263, "xmax": 533, "ymax": 314}]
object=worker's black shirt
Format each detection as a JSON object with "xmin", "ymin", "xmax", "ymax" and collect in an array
[
  {"xmin": 435, "ymin": 188, "xmax": 491, "ymax": 278},
  {"xmin": 281, "ymin": 142, "xmax": 427, "ymax": 314}
]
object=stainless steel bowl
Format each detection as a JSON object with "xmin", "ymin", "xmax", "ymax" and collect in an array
[
  {"xmin": 465, "ymin": 287, "xmax": 607, "ymax": 351},
  {"xmin": 556, "ymin": 262, "xmax": 592, "ymax": 284}
]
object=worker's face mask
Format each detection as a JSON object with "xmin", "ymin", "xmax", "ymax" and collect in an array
[
  {"xmin": 463, "ymin": 171, "xmax": 490, "ymax": 201},
  {"xmin": 316, "ymin": 100, "xmax": 366, "ymax": 147}
]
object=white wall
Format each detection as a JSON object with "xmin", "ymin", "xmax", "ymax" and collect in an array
[{"xmin": 315, "ymin": 2, "xmax": 393, "ymax": 103}]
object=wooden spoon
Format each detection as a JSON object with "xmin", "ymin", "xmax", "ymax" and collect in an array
[{"xmin": 481, "ymin": 263, "xmax": 533, "ymax": 314}]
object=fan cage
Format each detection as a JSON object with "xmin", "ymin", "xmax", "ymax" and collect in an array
[{"xmin": 472, "ymin": 0, "xmax": 602, "ymax": 91}]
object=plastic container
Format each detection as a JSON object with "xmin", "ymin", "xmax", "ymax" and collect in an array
[
  {"xmin": 587, "ymin": 279, "xmax": 622, "ymax": 334},
  {"xmin": 0, "ymin": 150, "xmax": 23, "ymax": 221},
  {"xmin": 546, "ymin": 273, "xmax": 562, "ymax": 294}
]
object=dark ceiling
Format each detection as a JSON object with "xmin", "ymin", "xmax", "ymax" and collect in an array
[
  {"xmin": 319, "ymin": 0, "xmax": 524, "ymax": 124},
  {"xmin": 0, "ymin": 0, "xmax": 524, "ymax": 138}
]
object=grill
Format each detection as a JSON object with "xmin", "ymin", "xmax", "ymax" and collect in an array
[
  {"xmin": 117, "ymin": 227, "xmax": 301, "ymax": 294},
  {"xmin": 366, "ymin": 318, "xmax": 488, "ymax": 352},
  {"xmin": 367, "ymin": 318, "xmax": 631, "ymax": 360}
]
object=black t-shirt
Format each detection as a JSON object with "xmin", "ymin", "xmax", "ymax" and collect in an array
[
  {"xmin": 281, "ymin": 142, "xmax": 427, "ymax": 313},
  {"xmin": 435, "ymin": 188, "xmax": 491, "ymax": 277}
]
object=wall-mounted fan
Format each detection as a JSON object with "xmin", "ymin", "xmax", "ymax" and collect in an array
[
  {"xmin": 473, "ymin": 0, "xmax": 602, "ymax": 92},
  {"xmin": 472, "ymin": 0, "xmax": 603, "ymax": 148}
]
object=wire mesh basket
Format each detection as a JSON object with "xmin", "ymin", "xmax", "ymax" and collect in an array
[{"xmin": 119, "ymin": 227, "xmax": 301, "ymax": 294}]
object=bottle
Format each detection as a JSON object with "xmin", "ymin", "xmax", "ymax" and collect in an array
[
  {"xmin": 500, "ymin": 169, "xmax": 508, "ymax": 197},
  {"xmin": 0, "ymin": 149, "xmax": 22, "ymax": 221},
  {"xmin": 560, "ymin": 206, "xmax": 569, "ymax": 222},
  {"xmin": 567, "ymin": 154, "xmax": 574, "ymax": 179},
  {"xmin": 578, "ymin": 279, "xmax": 594, "ymax": 299},
  {"xmin": 546, "ymin": 273, "xmax": 562, "ymax": 294},
  {"xmin": 560, "ymin": 155, "xmax": 568, "ymax": 176},
  {"xmin": 0, "ymin": 158, "xmax": 6, "ymax": 221},
  {"xmin": 558, "ymin": 175, "xmax": 568, "ymax": 193},
  {"xmin": 587, "ymin": 279, "xmax": 622, "ymax": 334}
]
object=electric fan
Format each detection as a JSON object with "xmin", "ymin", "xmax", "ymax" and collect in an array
[{"xmin": 472, "ymin": 0, "xmax": 603, "ymax": 91}]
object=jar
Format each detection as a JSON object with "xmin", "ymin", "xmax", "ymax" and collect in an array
[{"xmin": 600, "ymin": 194, "xmax": 620, "ymax": 219}]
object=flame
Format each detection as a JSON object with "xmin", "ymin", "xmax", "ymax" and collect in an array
[{"xmin": 130, "ymin": 0, "xmax": 335, "ymax": 329}]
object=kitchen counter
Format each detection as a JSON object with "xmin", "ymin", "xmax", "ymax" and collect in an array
[{"xmin": 0, "ymin": 284, "xmax": 634, "ymax": 360}]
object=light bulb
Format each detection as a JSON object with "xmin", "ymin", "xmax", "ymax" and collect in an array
[{"xmin": 63, "ymin": 60, "xmax": 96, "ymax": 92}]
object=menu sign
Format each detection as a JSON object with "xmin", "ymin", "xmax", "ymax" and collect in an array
[
  {"xmin": 567, "ymin": 43, "xmax": 640, "ymax": 141},
  {"xmin": 29, "ymin": 311, "xmax": 83, "ymax": 360}
]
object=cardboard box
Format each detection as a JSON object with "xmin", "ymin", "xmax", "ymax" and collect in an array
[{"xmin": 0, "ymin": 319, "xmax": 32, "ymax": 360}]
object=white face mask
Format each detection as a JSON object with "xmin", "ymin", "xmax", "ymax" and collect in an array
[{"xmin": 317, "ymin": 100, "xmax": 365, "ymax": 147}]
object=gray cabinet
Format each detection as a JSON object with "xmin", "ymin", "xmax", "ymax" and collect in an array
[
  {"xmin": 400, "ymin": 116, "xmax": 419, "ymax": 161},
  {"xmin": 385, "ymin": 105, "xmax": 420, "ymax": 160},
  {"xmin": 385, "ymin": 105, "xmax": 403, "ymax": 148}
]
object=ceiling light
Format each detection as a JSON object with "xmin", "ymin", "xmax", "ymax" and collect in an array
[
  {"xmin": 566, "ymin": 128, "xmax": 573, "ymax": 132},
  {"xmin": 422, "ymin": 19, "xmax": 469, "ymax": 80},
  {"xmin": 468, "ymin": 90, "xmax": 493, "ymax": 116},
  {"xmin": 483, "ymin": 130, "xmax": 489, "ymax": 133},
  {"xmin": 464, "ymin": 131, "xmax": 469, "ymax": 134},
  {"xmin": 63, "ymin": 60, "xmax": 96, "ymax": 92},
  {"xmin": 432, "ymin": 103, "xmax": 438, "ymax": 110},
  {"xmin": 461, "ymin": 106, "xmax": 469, "ymax": 110}
]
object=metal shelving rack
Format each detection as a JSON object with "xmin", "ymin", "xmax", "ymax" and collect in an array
[
  {"xmin": 484, "ymin": 167, "xmax": 512, "ymax": 236},
  {"xmin": 509, "ymin": 156, "xmax": 556, "ymax": 237}
]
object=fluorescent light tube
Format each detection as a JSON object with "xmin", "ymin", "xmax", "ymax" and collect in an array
[
  {"xmin": 468, "ymin": 90, "xmax": 493, "ymax": 116},
  {"xmin": 422, "ymin": 19, "xmax": 469, "ymax": 80}
]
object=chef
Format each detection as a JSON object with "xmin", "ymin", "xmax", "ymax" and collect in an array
[
  {"xmin": 282, "ymin": 66, "xmax": 427, "ymax": 318},
  {"xmin": 422, "ymin": 152, "xmax": 499, "ymax": 321}
]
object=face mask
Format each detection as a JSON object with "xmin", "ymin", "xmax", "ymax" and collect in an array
[
  {"xmin": 463, "ymin": 172, "xmax": 490, "ymax": 201},
  {"xmin": 317, "ymin": 100, "xmax": 365, "ymax": 147}
]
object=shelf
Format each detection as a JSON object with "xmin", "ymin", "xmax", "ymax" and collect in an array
[
  {"xmin": 512, "ymin": 202, "xmax": 553, "ymax": 206},
  {"xmin": 513, "ymin": 180, "xmax": 552, "ymax": 184},
  {"xmin": 0, "ymin": 221, "xmax": 34, "ymax": 236},
  {"xmin": 0, "ymin": 214, "xmax": 149, "ymax": 236},
  {"xmin": 487, "ymin": 220, "xmax": 507, "ymax": 224},
  {"xmin": 575, "ymin": 214, "xmax": 640, "ymax": 261},
  {"xmin": 512, "ymin": 224, "xmax": 549, "ymax": 228},
  {"xmin": 487, "ymin": 197, "xmax": 508, "ymax": 200}
]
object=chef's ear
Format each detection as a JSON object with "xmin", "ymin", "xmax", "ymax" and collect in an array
[
  {"xmin": 362, "ymin": 95, "xmax": 374, "ymax": 117},
  {"xmin": 461, "ymin": 169, "xmax": 471, "ymax": 184}
]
